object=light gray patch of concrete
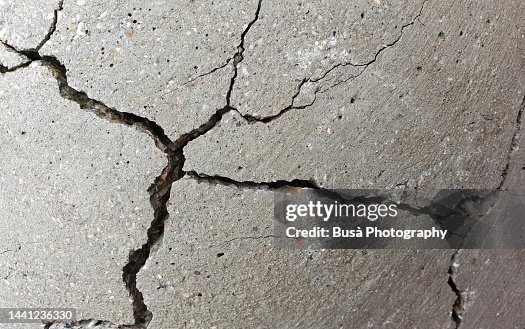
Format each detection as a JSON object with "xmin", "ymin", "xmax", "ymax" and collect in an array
[
  {"xmin": 231, "ymin": 0, "xmax": 426, "ymax": 118},
  {"xmin": 137, "ymin": 179, "xmax": 454, "ymax": 329},
  {"xmin": 451, "ymin": 250, "xmax": 525, "ymax": 329},
  {"xmin": 0, "ymin": 0, "xmax": 61, "ymax": 50},
  {"xmin": 40, "ymin": 0, "xmax": 259, "ymax": 139},
  {"xmin": 0, "ymin": 42, "xmax": 29, "ymax": 70},
  {"xmin": 0, "ymin": 64, "xmax": 165, "ymax": 324},
  {"xmin": 184, "ymin": 0, "xmax": 525, "ymax": 189}
]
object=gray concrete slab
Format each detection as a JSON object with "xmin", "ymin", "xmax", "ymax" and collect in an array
[
  {"xmin": 137, "ymin": 179, "xmax": 455, "ymax": 329},
  {"xmin": 0, "ymin": 64, "xmax": 165, "ymax": 325},
  {"xmin": 184, "ymin": 0, "xmax": 525, "ymax": 190},
  {"xmin": 0, "ymin": 0, "xmax": 523, "ymax": 328},
  {"xmin": 40, "ymin": 0, "xmax": 260, "ymax": 139}
]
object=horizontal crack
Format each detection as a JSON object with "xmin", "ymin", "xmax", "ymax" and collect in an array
[
  {"xmin": 186, "ymin": 170, "xmax": 319, "ymax": 190},
  {"xmin": 44, "ymin": 318, "xmax": 140, "ymax": 329},
  {"xmin": 206, "ymin": 235, "xmax": 274, "ymax": 249}
]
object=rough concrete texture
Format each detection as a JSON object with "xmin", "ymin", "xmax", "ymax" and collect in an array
[
  {"xmin": 185, "ymin": 0, "xmax": 525, "ymax": 189},
  {"xmin": 450, "ymin": 250, "xmax": 525, "ymax": 329},
  {"xmin": 0, "ymin": 64, "xmax": 164, "ymax": 324},
  {"xmin": 0, "ymin": 0, "xmax": 62, "ymax": 50},
  {"xmin": 447, "ymin": 106, "xmax": 525, "ymax": 328},
  {"xmin": 0, "ymin": 0, "xmax": 524, "ymax": 328},
  {"xmin": 40, "ymin": 0, "xmax": 259, "ymax": 139},
  {"xmin": 138, "ymin": 179, "xmax": 455, "ymax": 328},
  {"xmin": 231, "ymin": 0, "xmax": 426, "ymax": 117},
  {"xmin": 0, "ymin": 42, "xmax": 29, "ymax": 71}
]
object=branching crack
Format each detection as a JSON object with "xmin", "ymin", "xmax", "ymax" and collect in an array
[
  {"xmin": 0, "ymin": 3, "xmax": 267, "ymax": 327},
  {"xmin": 234, "ymin": 0, "xmax": 429, "ymax": 124},
  {"xmin": 224, "ymin": 0, "xmax": 263, "ymax": 106},
  {"xmin": 0, "ymin": 41, "xmax": 31, "ymax": 74},
  {"xmin": 2, "ymin": 45, "xmax": 180, "ymax": 328}
]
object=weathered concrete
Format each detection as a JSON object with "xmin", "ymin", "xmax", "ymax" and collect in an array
[
  {"xmin": 40, "ymin": 0, "xmax": 260, "ymax": 139},
  {"xmin": 184, "ymin": 0, "xmax": 525, "ymax": 189},
  {"xmin": 0, "ymin": 64, "xmax": 165, "ymax": 324},
  {"xmin": 0, "ymin": 0, "xmax": 523, "ymax": 328},
  {"xmin": 137, "ymin": 179, "xmax": 455, "ymax": 329}
]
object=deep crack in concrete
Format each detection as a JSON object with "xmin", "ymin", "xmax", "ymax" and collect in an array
[
  {"xmin": 3, "ymin": 0, "xmax": 520, "ymax": 327},
  {"xmin": 448, "ymin": 250, "xmax": 465, "ymax": 328},
  {"xmin": 2, "ymin": 0, "xmax": 310, "ymax": 327}
]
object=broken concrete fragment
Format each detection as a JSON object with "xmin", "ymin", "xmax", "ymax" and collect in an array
[
  {"xmin": 138, "ymin": 179, "xmax": 454, "ymax": 328},
  {"xmin": 40, "ymin": 0, "xmax": 259, "ymax": 139},
  {"xmin": 0, "ymin": 64, "xmax": 165, "ymax": 324},
  {"xmin": 0, "ymin": 42, "xmax": 29, "ymax": 71},
  {"xmin": 184, "ymin": 0, "xmax": 525, "ymax": 189},
  {"xmin": 0, "ymin": 0, "xmax": 62, "ymax": 50}
]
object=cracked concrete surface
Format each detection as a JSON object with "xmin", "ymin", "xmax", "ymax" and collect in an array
[
  {"xmin": 138, "ymin": 179, "xmax": 454, "ymax": 329},
  {"xmin": 0, "ymin": 0, "xmax": 62, "ymax": 50},
  {"xmin": 0, "ymin": 42, "xmax": 29, "ymax": 72},
  {"xmin": 1, "ymin": 0, "xmax": 524, "ymax": 328},
  {"xmin": 0, "ymin": 64, "xmax": 164, "ymax": 325},
  {"xmin": 39, "ymin": 0, "xmax": 258, "ymax": 139},
  {"xmin": 184, "ymin": 0, "xmax": 525, "ymax": 189}
]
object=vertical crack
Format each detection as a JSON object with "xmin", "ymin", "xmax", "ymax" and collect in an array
[
  {"xmin": 226, "ymin": 0, "xmax": 263, "ymax": 106},
  {"xmin": 34, "ymin": 0, "xmax": 64, "ymax": 51},
  {"xmin": 448, "ymin": 250, "xmax": 465, "ymax": 328},
  {"xmin": 498, "ymin": 95, "xmax": 525, "ymax": 190},
  {"xmin": 2, "ymin": 45, "xmax": 179, "ymax": 327},
  {"xmin": 122, "ymin": 151, "xmax": 183, "ymax": 327}
]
